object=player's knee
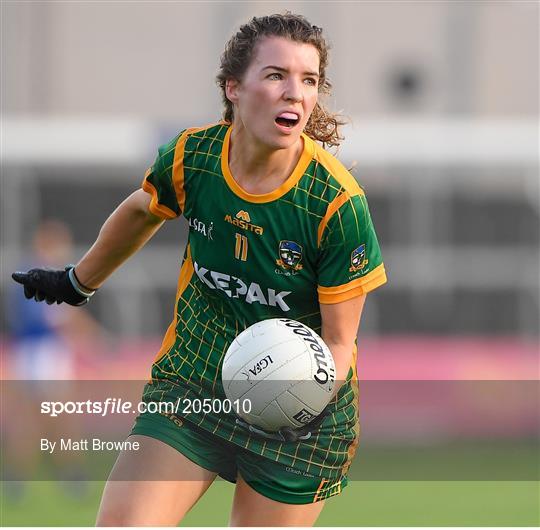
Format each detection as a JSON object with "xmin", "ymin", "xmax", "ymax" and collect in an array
[
  {"xmin": 96, "ymin": 497, "xmax": 185, "ymax": 527},
  {"xmin": 95, "ymin": 511, "xmax": 122, "ymax": 526},
  {"xmin": 95, "ymin": 505, "xmax": 141, "ymax": 526}
]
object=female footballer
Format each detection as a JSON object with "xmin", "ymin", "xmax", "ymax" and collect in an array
[{"xmin": 13, "ymin": 13, "xmax": 386, "ymax": 526}]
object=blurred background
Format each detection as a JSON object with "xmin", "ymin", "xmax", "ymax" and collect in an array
[{"xmin": 1, "ymin": 1, "xmax": 538, "ymax": 526}]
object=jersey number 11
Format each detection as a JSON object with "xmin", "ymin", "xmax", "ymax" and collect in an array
[{"xmin": 234, "ymin": 233, "xmax": 248, "ymax": 261}]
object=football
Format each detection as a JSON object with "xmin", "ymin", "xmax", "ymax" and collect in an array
[{"xmin": 221, "ymin": 318, "xmax": 336, "ymax": 431}]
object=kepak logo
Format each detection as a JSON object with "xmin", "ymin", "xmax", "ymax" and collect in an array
[
  {"xmin": 224, "ymin": 210, "xmax": 264, "ymax": 235},
  {"xmin": 276, "ymin": 240, "xmax": 303, "ymax": 271},
  {"xmin": 349, "ymin": 244, "xmax": 368, "ymax": 272},
  {"xmin": 194, "ymin": 262, "xmax": 292, "ymax": 311}
]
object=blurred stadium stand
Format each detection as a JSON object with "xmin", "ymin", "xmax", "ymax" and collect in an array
[{"xmin": 2, "ymin": 118, "xmax": 538, "ymax": 340}]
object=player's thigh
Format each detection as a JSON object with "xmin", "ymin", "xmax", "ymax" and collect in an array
[
  {"xmin": 230, "ymin": 475, "xmax": 325, "ymax": 527},
  {"xmin": 96, "ymin": 435, "xmax": 217, "ymax": 526}
]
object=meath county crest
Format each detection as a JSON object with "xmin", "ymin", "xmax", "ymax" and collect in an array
[
  {"xmin": 349, "ymin": 244, "xmax": 368, "ymax": 272},
  {"xmin": 276, "ymin": 240, "xmax": 303, "ymax": 271}
]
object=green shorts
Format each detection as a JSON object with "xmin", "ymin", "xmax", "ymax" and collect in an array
[{"xmin": 131, "ymin": 411, "xmax": 347, "ymax": 505}]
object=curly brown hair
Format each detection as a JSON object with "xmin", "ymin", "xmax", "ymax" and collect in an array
[{"xmin": 216, "ymin": 12, "xmax": 346, "ymax": 148}]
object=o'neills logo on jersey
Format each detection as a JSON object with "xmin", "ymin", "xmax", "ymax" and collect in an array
[
  {"xmin": 224, "ymin": 210, "xmax": 264, "ymax": 235},
  {"xmin": 194, "ymin": 262, "xmax": 292, "ymax": 311}
]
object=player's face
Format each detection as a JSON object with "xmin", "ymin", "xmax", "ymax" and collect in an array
[{"xmin": 227, "ymin": 36, "xmax": 320, "ymax": 150}]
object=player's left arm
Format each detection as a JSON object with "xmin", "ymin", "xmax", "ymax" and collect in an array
[{"xmin": 320, "ymin": 294, "xmax": 366, "ymax": 395}]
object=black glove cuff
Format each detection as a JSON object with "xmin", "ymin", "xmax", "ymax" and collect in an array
[{"xmin": 66, "ymin": 266, "xmax": 96, "ymax": 298}]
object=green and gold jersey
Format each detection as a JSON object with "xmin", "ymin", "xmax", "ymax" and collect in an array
[{"xmin": 141, "ymin": 122, "xmax": 386, "ymax": 479}]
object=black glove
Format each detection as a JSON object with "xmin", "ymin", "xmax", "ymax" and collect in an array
[
  {"xmin": 235, "ymin": 409, "xmax": 329, "ymax": 443},
  {"xmin": 12, "ymin": 265, "xmax": 96, "ymax": 306}
]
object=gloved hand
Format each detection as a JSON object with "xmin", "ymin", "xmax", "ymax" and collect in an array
[
  {"xmin": 12, "ymin": 265, "xmax": 96, "ymax": 306},
  {"xmin": 235, "ymin": 409, "xmax": 329, "ymax": 443}
]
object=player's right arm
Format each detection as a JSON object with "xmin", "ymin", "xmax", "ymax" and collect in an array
[
  {"xmin": 13, "ymin": 131, "xmax": 186, "ymax": 305},
  {"xmin": 12, "ymin": 189, "xmax": 164, "ymax": 305},
  {"xmin": 74, "ymin": 189, "xmax": 164, "ymax": 289}
]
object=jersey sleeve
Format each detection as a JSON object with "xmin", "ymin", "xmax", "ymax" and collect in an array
[
  {"xmin": 317, "ymin": 192, "xmax": 387, "ymax": 304},
  {"xmin": 141, "ymin": 131, "xmax": 187, "ymax": 219}
]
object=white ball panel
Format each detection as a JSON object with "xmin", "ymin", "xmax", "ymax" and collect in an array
[
  {"xmin": 221, "ymin": 318, "xmax": 336, "ymax": 432},
  {"xmin": 222, "ymin": 337, "xmax": 306, "ymax": 393},
  {"xmin": 275, "ymin": 390, "xmax": 320, "ymax": 428},
  {"xmin": 253, "ymin": 400, "xmax": 291, "ymax": 430},
  {"xmin": 242, "ymin": 379, "xmax": 297, "ymax": 414},
  {"xmin": 288, "ymin": 379, "xmax": 333, "ymax": 412},
  {"xmin": 227, "ymin": 350, "xmax": 308, "ymax": 406},
  {"xmin": 233, "ymin": 327, "xmax": 255, "ymax": 346}
]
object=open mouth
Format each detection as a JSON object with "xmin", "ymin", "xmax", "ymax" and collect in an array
[
  {"xmin": 275, "ymin": 112, "xmax": 300, "ymax": 129},
  {"xmin": 275, "ymin": 116, "xmax": 299, "ymax": 128}
]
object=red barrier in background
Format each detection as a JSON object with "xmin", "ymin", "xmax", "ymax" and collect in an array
[
  {"xmin": 1, "ymin": 336, "xmax": 538, "ymax": 440},
  {"xmin": 2, "ymin": 335, "xmax": 537, "ymax": 380},
  {"xmin": 356, "ymin": 336, "xmax": 539, "ymax": 380}
]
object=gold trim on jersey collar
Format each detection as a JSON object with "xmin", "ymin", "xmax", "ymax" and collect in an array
[{"xmin": 221, "ymin": 125, "xmax": 314, "ymax": 204}]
